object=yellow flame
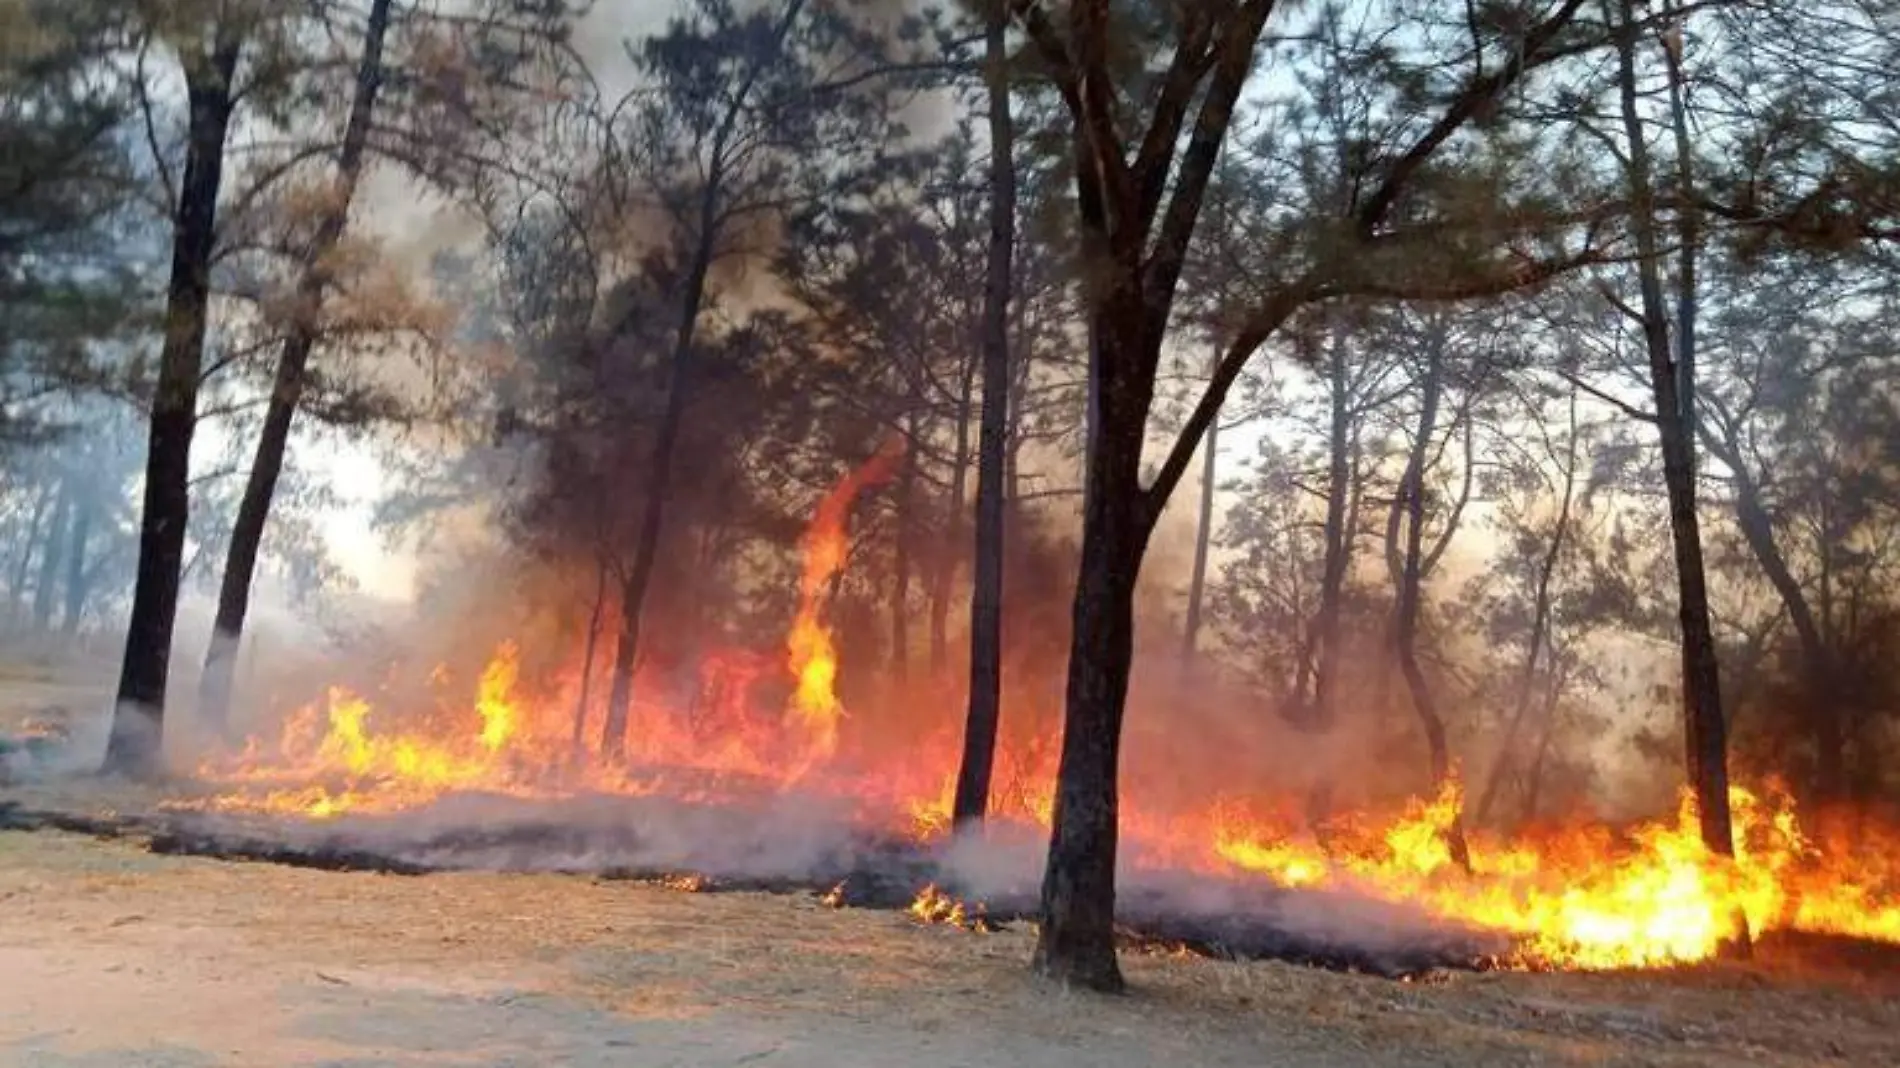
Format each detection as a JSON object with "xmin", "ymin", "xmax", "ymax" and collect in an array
[
  {"xmin": 908, "ymin": 883, "xmax": 977, "ymax": 928},
  {"xmin": 477, "ymin": 641, "xmax": 520, "ymax": 753},
  {"xmin": 784, "ymin": 437, "xmax": 905, "ymax": 759}
]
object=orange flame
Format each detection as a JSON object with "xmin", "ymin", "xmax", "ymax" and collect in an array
[
  {"xmin": 186, "ymin": 635, "xmax": 1900, "ymax": 972},
  {"xmin": 785, "ymin": 436, "xmax": 907, "ymax": 759}
]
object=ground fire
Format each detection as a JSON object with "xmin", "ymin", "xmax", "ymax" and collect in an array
[{"xmin": 170, "ymin": 456, "xmax": 1900, "ymax": 977}]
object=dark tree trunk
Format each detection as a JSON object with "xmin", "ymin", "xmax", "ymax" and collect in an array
[
  {"xmin": 1662, "ymin": 0, "xmax": 1700, "ymax": 491},
  {"xmin": 1032, "ymin": 308, "xmax": 1154, "ymax": 994},
  {"xmin": 200, "ymin": 0, "xmax": 394, "ymax": 737},
  {"xmin": 952, "ymin": 5, "xmax": 1015, "ymax": 829},
  {"xmin": 1298, "ymin": 324, "xmax": 1353, "ymax": 829},
  {"xmin": 1475, "ymin": 388, "xmax": 1579, "ymax": 825},
  {"xmin": 1390, "ymin": 335, "xmax": 1470, "ymax": 872},
  {"xmin": 32, "ymin": 483, "xmax": 70, "ymax": 630},
  {"xmin": 62, "ymin": 492, "xmax": 93, "ymax": 634},
  {"xmin": 104, "ymin": 32, "xmax": 243, "ymax": 777},
  {"xmin": 1028, "ymin": 0, "xmax": 1280, "ymax": 991},
  {"xmin": 600, "ymin": 232, "xmax": 713, "ymax": 756},
  {"xmin": 599, "ymin": 0, "xmax": 807, "ymax": 756},
  {"xmin": 1614, "ymin": 0, "xmax": 1740, "ymax": 880},
  {"xmin": 1181, "ymin": 344, "xmax": 1220, "ymax": 663}
]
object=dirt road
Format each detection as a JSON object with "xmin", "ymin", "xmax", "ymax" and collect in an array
[{"xmin": 2, "ymin": 829, "xmax": 1897, "ymax": 1067}]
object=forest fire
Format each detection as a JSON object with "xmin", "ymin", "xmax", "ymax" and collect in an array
[
  {"xmin": 187, "ymin": 662, "xmax": 1900, "ymax": 973},
  {"xmin": 183, "ymin": 643, "xmax": 1900, "ymax": 971},
  {"xmin": 12, "ymin": 0, "xmax": 1900, "ymax": 1055},
  {"xmin": 176, "ymin": 450, "xmax": 1900, "ymax": 976}
]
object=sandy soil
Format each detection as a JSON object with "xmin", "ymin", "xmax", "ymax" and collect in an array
[{"xmin": 0, "ymin": 829, "xmax": 1896, "ymax": 1068}]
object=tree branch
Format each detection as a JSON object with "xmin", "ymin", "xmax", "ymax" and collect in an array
[
  {"xmin": 1556, "ymin": 368, "xmax": 1656, "ymax": 423},
  {"xmin": 1142, "ymin": 279, "xmax": 1318, "ymax": 525},
  {"xmin": 1354, "ymin": 0, "xmax": 1591, "ymax": 235},
  {"xmin": 1141, "ymin": 1, "xmax": 1277, "ymax": 319}
]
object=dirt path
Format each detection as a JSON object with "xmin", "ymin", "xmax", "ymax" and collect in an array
[{"xmin": 2, "ymin": 829, "xmax": 1897, "ymax": 1067}]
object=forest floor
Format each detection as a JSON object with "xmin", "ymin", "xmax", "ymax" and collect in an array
[{"xmin": 4, "ymin": 662, "xmax": 1900, "ymax": 1067}]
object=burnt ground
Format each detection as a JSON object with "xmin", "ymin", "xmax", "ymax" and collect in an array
[{"xmin": 5, "ymin": 665, "xmax": 1900, "ymax": 1066}]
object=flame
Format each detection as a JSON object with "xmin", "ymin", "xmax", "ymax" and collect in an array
[
  {"xmin": 476, "ymin": 641, "xmax": 520, "ymax": 753},
  {"xmin": 909, "ymin": 883, "xmax": 984, "ymax": 929},
  {"xmin": 184, "ymin": 629, "xmax": 1900, "ymax": 973},
  {"xmin": 784, "ymin": 437, "xmax": 906, "ymax": 759}
]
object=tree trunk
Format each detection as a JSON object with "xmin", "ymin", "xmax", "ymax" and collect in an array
[
  {"xmin": 1391, "ymin": 334, "xmax": 1470, "ymax": 872},
  {"xmin": 1307, "ymin": 321, "xmax": 1352, "ymax": 726},
  {"xmin": 572, "ymin": 553, "xmax": 610, "ymax": 759},
  {"xmin": 104, "ymin": 32, "xmax": 243, "ymax": 777},
  {"xmin": 929, "ymin": 359, "xmax": 975, "ymax": 677},
  {"xmin": 200, "ymin": 0, "xmax": 394, "ymax": 737},
  {"xmin": 1613, "ymin": 0, "xmax": 1741, "ymax": 881},
  {"xmin": 1032, "ymin": 299, "xmax": 1155, "ymax": 994},
  {"xmin": 599, "ymin": 0, "xmax": 807, "ymax": 756},
  {"xmin": 1181, "ymin": 343, "xmax": 1220, "ymax": 663},
  {"xmin": 600, "ymin": 232, "xmax": 714, "ymax": 756},
  {"xmin": 1475, "ymin": 388, "xmax": 1579, "ymax": 825},
  {"xmin": 1706, "ymin": 428, "xmax": 1845, "ymax": 798},
  {"xmin": 952, "ymin": 5, "xmax": 1015, "ymax": 829},
  {"xmin": 1299, "ymin": 322, "xmax": 1353, "ymax": 829},
  {"xmin": 1026, "ymin": 0, "xmax": 1277, "ymax": 992},
  {"xmin": 890, "ymin": 413, "xmax": 916, "ymax": 687},
  {"xmin": 62, "ymin": 492, "xmax": 93, "ymax": 634},
  {"xmin": 1663, "ymin": 0, "xmax": 1699, "ymax": 490},
  {"xmin": 8, "ymin": 483, "xmax": 54, "ymax": 622},
  {"xmin": 32, "ymin": 482, "xmax": 70, "ymax": 630}
]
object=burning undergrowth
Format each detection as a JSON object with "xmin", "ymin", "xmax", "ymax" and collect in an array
[
  {"xmin": 8, "ymin": 633, "xmax": 1900, "ymax": 982},
  {"xmin": 0, "ymin": 788, "xmax": 1510, "ymax": 979},
  {"xmin": 148, "ymin": 642, "xmax": 1900, "ymax": 974}
]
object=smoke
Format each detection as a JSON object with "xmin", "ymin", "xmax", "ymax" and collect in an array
[{"xmin": 131, "ymin": 783, "xmax": 1505, "ymax": 974}]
